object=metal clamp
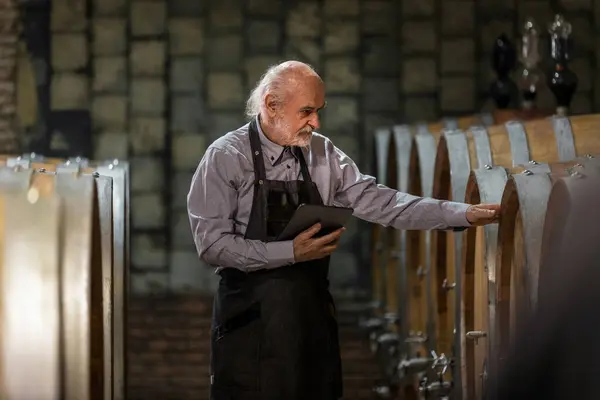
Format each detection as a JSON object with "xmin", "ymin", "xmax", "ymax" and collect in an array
[
  {"xmin": 405, "ymin": 331, "xmax": 428, "ymax": 345},
  {"xmin": 442, "ymin": 279, "xmax": 456, "ymax": 291},
  {"xmin": 465, "ymin": 330, "xmax": 487, "ymax": 345},
  {"xmin": 397, "ymin": 356, "xmax": 434, "ymax": 378}
]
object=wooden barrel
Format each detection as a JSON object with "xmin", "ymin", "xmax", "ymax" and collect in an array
[
  {"xmin": 459, "ymin": 155, "xmax": 599, "ymax": 399},
  {"xmin": 495, "ymin": 156, "xmax": 600, "ymax": 359},
  {"xmin": 428, "ymin": 113, "xmax": 598, "ymax": 398},
  {"xmin": 400, "ymin": 113, "xmax": 495, "ymax": 349},
  {"xmin": 0, "ymin": 165, "xmax": 113, "ymax": 399},
  {"xmin": 377, "ymin": 109, "xmax": 527, "ymax": 320},
  {"xmin": 429, "ymin": 113, "xmax": 600, "ymax": 374},
  {"xmin": 404, "ymin": 109, "xmax": 543, "ymax": 352},
  {"xmin": 0, "ymin": 155, "xmax": 130, "ymax": 400},
  {"xmin": 536, "ymin": 162, "xmax": 600, "ymax": 337},
  {"xmin": 538, "ymin": 164, "xmax": 600, "ymax": 309},
  {"xmin": 489, "ymin": 166, "xmax": 600, "ymax": 400}
]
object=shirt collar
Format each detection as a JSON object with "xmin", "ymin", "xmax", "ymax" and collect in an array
[{"xmin": 255, "ymin": 116, "xmax": 300, "ymax": 166}]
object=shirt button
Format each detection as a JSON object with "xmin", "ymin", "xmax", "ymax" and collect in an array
[
  {"xmin": 287, "ymin": 165, "xmax": 291, "ymax": 169},
  {"xmin": 270, "ymin": 156, "xmax": 274, "ymax": 160}
]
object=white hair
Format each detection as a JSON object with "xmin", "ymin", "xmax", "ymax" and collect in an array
[{"xmin": 245, "ymin": 60, "xmax": 319, "ymax": 120}]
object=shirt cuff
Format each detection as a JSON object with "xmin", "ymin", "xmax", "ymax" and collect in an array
[
  {"xmin": 265, "ymin": 240, "xmax": 296, "ymax": 268},
  {"xmin": 443, "ymin": 201, "xmax": 472, "ymax": 228}
]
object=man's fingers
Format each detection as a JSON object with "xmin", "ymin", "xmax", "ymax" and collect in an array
[
  {"xmin": 476, "ymin": 203, "xmax": 501, "ymax": 212},
  {"xmin": 473, "ymin": 206, "xmax": 498, "ymax": 217},
  {"xmin": 320, "ymin": 242, "xmax": 340, "ymax": 255},
  {"xmin": 300, "ymin": 223, "xmax": 321, "ymax": 238},
  {"xmin": 314, "ymin": 227, "xmax": 345, "ymax": 246}
]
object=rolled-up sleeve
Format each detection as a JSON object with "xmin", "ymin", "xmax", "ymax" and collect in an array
[
  {"xmin": 187, "ymin": 147, "xmax": 296, "ymax": 271},
  {"xmin": 329, "ymin": 143, "xmax": 471, "ymax": 230}
]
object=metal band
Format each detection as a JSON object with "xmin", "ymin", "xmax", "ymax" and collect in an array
[
  {"xmin": 443, "ymin": 117, "xmax": 459, "ymax": 130},
  {"xmin": 20, "ymin": 152, "xmax": 45, "ymax": 161},
  {"xmin": 473, "ymin": 166, "xmax": 508, "ymax": 289},
  {"xmin": 392, "ymin": 125, "xmax": 413, "ymax": 336},
  {"xmin": 56, "ymin": 163, "xmax": 82, "ymax": 174},
  {"xmin": 479, "ymin": 112, "xmax": 495, "ymax": 126},
  {"xmin": 6, "ymin": 157, "xmax": 31, "ymax": 168},
  {"xmin": 470, "ymin": 126, "xmax": 493, "ymax": 168},
  {"xmin": 505, "ymin": 121, "xmax": 531, "ymax": 167},
  {"xmin": 56, "ymin": 172, "xmax": 96, "ymax": 400},
  {"xmin": 445, "ymin": 130, "xmax": 472, "ymax": 203},
  {"xmin": 416, "ymin": 123, "xmax": 429, "ymax": 136},
  {"xmin": 374, "ymin": 128, "xmax": 392, "ymax": 186},
  {"xmin": 413, "ymin": 125, "xmax": 438, "ymax": 349},
  {"xmin": 392, "ymin": 125, "xmax": 412, "ymax": 192},
  {"xmin": 93, "ymin": 175, "xmax": 115, "ymax": 399},
  {"xmin": 512, "ymin": 173, "xmax": 553, "ymax": 310},
  {"xmin": 415, "ymin": 127, "xmax": 437, "ymax": 198},
  {"xmin": 0, "ymin": 166, "xmax": 33, "ymax": 190},
  {"xmin": 520, "ymin": 162, "xmax": 551, "ymax": 174},
  {"xmin": 95, "ymin": 161, "xmax": 128, "ymax": 400},
  {"xmin": 67, "ymin": 156, "xmax": 90, "ymax": 167},
  {"xmin": 472, "ymin": 166, "xmax": 508, "ymax": 378},
  {"xmin": 551, "ymin": 116, "xmax": 576, "ymax": 161}
]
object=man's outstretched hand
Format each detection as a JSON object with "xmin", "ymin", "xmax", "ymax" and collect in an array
[
  {"xmin": 293, "ymin": 223, "xmax": 345, "ymax": 263},
  {"xmin": 466, "ymin": 204, "xmax": 501, "ymax": 226}
]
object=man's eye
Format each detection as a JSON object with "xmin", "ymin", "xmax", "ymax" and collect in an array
[{"xmin": 301, "ymin": 110, "xmax": 312, "ymax": 116}]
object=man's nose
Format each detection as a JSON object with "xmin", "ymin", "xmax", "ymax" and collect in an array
[{"xmin": 310, "ymin": 114, "xmax": 320, "ymax": 130}]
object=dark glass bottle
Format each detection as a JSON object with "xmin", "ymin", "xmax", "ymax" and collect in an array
[
  {"xmin": 489, "ymin": 34, "xmax": 517, "ymax": 109},
  {"xmin": 547, "ymin": 14, "xmax": 577, "ymax": 116},
  {"xmin": 517, "ymin": 19, "xmax": 541, "ymax": 110}
]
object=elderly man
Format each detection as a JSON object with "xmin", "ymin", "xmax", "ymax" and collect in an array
[{"xmin": 187, "ymin": 60, "xmax": 499, "ymax": 400}]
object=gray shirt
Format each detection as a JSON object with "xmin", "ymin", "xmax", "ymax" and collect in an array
[{"xmin": 187, "ymin": 118, "xmax": 471, "ymax": 272}]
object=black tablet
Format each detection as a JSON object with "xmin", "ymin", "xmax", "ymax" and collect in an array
[{"xmin": 276, "ymin": 204, "xmax": 354, "ymax": 241}]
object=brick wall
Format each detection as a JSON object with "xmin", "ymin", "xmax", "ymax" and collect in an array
[
  {"xmin": 8, "ymin": 0, "xmax": 600, "ymax": 398},
  {"xmin": 0, "ymin": 0, "xmax": 19, "ymax": 153},
  {"xmin": 127, "ymin": 294, "xmax": 213, "ymax": 399},
  {"xmin": 127, "ymin": 293, "xmax": 382, "ymax": 400}
]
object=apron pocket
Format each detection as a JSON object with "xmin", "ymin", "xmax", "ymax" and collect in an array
[{"xmin": 212, "ymin": 302, "xmax": 262, "ymax": 392}]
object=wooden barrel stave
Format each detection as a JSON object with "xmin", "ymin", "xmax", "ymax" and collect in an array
[{"xmin": 0, "ymin": 156, "xmax": 129, "ymax": 400}]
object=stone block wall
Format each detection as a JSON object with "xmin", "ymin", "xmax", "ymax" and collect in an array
[{"xmin": 31, "ymin": 0, "xmax": 600, "ymax": 296}]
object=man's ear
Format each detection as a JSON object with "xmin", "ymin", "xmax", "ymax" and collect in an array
[{"xmin": 264, "ymin": 93, "xmax": 280, "ymax": 117}]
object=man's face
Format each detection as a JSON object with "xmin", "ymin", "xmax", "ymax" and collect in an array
[{"xmin": 274, "ymin": 76, "xmax": 325, "ymax": 147}]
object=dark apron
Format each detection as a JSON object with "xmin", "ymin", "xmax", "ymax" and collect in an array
[{"xmin": 210, "ymin": 119, "xmax": 343, "ymax": 400}]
